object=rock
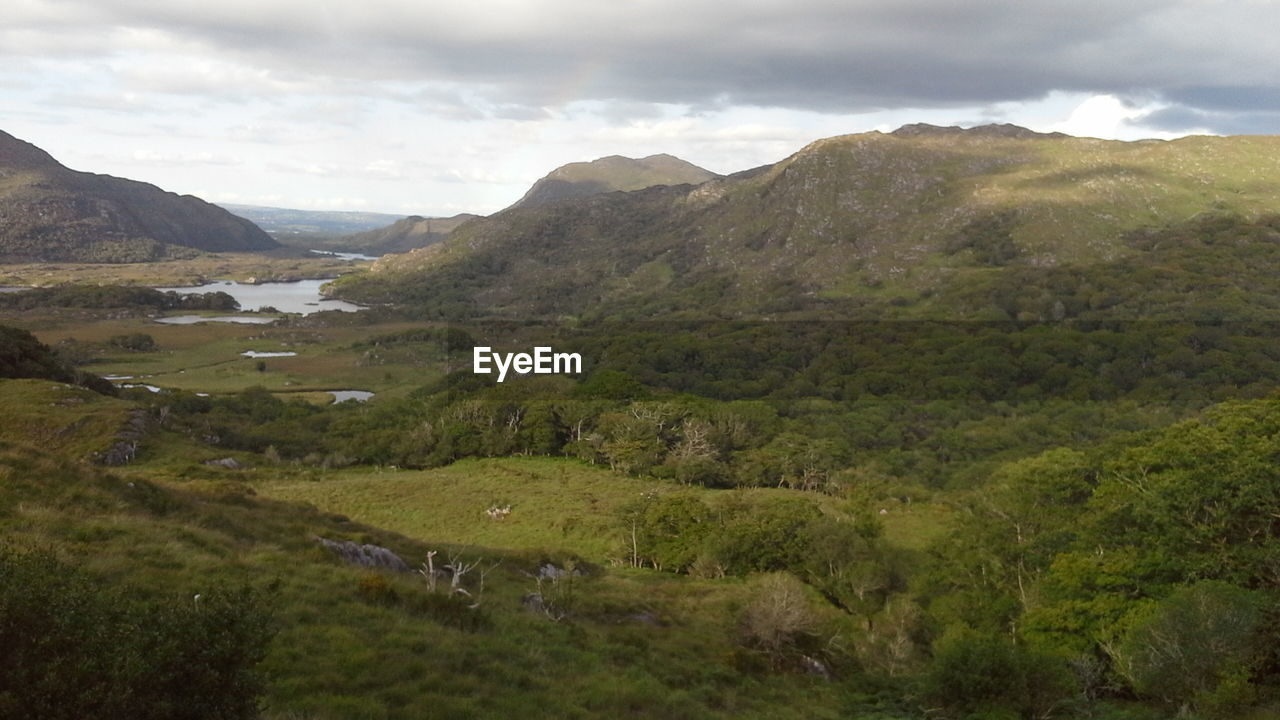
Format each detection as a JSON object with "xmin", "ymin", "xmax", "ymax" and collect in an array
[
  {"xmin": 316, "ymin": 537, "xmax": 410, "ymax": 573},
  {"xmin": 92, "ymin": 409, "xmax": 149, "ymax": 466},
  {"xmin": 204, "ymin": 457, "xmax": 245, "ymax": 470},
  {"xmin": 800, "ymin": 654, "xmax": 831, "ymax": 680},
  {"xmin": 522, "ymin": 592, "xmax": 546, "ymax": 613},
  {"xmin": 536, "ymin": 562, "xmax": 582, "ymax": 580}
]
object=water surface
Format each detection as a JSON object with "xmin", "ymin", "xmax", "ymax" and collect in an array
[
  {"xmin": 155, "ymin": 315, "xmax": 275, "ymax": 325},
  {"xmin": 156, "ymin": 279, "xmax": 364, "ymax": 314},
  {"xmin": 330, "ymin": 390, "xmax": 375, "ymax": 403},
  {"xmin": 310, "ymin": 249, "xmax": 380, "ymax": 261}
]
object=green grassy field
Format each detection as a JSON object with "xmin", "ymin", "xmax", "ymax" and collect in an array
[
  {"xmin": 253, "ymin": 456, "xmax": 955, "ymax": 565},
  {"xmin": 0, "ymin": 310, "xmax": 436, "ymax": 400}
]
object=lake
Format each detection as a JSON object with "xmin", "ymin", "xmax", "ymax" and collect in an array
[
  {"xmin": 155, "ymin": 315, "xmax": 275, "ymax": 325},
  {"xmin": 156, "ymin": 279, "xmax": 365, "ymax": 315},
  {"xmin": 309, "ymin": 249, "xmax": 380, "ymax": 261}
]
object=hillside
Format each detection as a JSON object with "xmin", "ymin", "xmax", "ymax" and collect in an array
[
  {"xmin": 510, "ymin": 153, "xmax": 720, "ymax": 210},
  {"xmin": 0, "ymin": 130, "xmax": 277, "ymax": 262},
  {"xmin": 332, "ymin": 213, "xmax": 479, "ymax": 255},
  {"xmin": 0, "ymin": 379, "xmax": 862, "ymax": 720},
  {"xmin": 332, "ymin": 125, "xmax": 1280, "ymax": 320}
]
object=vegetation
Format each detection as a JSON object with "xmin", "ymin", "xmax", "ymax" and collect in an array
[
  {"xmin": 0, "ymin": 547, "xmax": 274, "ymax": 720},
  {"xmin": 0, "ymin": 326, "xmax": 114, "ymax": 393},
  {"xmin": 0, "ymin": 285, "xmax": 239, "ymax": 311},
  {"xmin": 332, "ymin": 128, "xmax": 1280, "ymax": 320},
  {"xmin": 6, "ymin": 128, "xmax": 1280, "ymax": 718}
]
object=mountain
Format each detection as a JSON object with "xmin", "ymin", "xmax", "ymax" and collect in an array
[
  {"xmin": 220, "ymin": 204, "xmax": 407, "ymax": 238},
  {"xmin": 332, "ymin": 125, "xmax": 1280, "ymax": 320},
  {"xmin": 0, "ymin": 130, "xmax": 277, "ymax": 262},
  {"xmin": 330, "ymin": 213, "xmax": 479, "ymax": 255},
  {"xmin": 509, "ymin": 153, "xmax": 720, "ymax": 209}
]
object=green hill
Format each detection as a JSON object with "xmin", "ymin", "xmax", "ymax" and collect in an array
[
  {"xmin": 332, "ymin": 126, "xmax": 1280, "ymax": 320},
  {"xmin": 510, "ymin": 153, "xmax": 720, "ymax": 210},
  {"xmin": 0, "ymin": 130, "xmax": 278, "ymax": 262}
]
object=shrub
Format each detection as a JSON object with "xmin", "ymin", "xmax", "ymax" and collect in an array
[
  {"xmin": 0, "ymin": 547, "xmax": 274, "ymax": 720},
  {"xmin": 355, "ymin": 572, "xmax": 399, "ymax": 606},
  {"xmin": 738, "ymin": 572, "xmax": 820, "ymax": 667}
]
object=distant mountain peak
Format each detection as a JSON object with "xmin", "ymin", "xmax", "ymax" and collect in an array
[
  {"xmin": 510, "ymin": 153, "xmax": 720, "ymax": 210},
  {"xmin": 890, "ymin": 122, "xmax": 1068, "ymax": 140}
]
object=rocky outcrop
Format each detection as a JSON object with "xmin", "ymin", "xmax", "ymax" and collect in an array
[
  {"xmin": 92, "ymin": 409, "xmax": 149, "ymax": 466},
  {"xmin": 316, "ymin": 537, "xmax": 411, "ymax": 572}
]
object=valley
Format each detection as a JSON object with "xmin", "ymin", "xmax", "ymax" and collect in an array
[{"xmin": 5, "ymin": 126, "xmax": 1280, "ymax": 720}]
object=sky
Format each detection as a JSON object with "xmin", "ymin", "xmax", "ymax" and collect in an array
[{"xmin": 4, "ymin": 0, "xmax": 1280, "ymax": 216}]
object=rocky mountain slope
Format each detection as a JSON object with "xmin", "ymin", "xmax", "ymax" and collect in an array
[
  {"xmin": 509, "ymin": 153, "xmax": 719, "ymax": 209},
  {"xmin": 0, "ymin": 130, "xmax": 277, "ymax": 262},
  {"xmin": 332, "ymin": 124, "xmax": 1280, "ymax": 319}
]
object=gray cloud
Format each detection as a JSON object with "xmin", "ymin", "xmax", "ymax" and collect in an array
[
  {"xmin": 1162, "ymin": 86, "xmax": 1280, "ymax": 113},
  {"xmin": 1136, "ymin": 106, "xmax": 1280, "ymax": 136},
  {"xmin": 6, "ymin": 0, "xmax": 1280, "ymax": 124}
]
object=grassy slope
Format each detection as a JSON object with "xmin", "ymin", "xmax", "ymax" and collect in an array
[
  {"xmin": 255, "ymin": 456, "xmax": 952, "ymax": 563},
  {"xmin": 0, "ymin": 380, "xmax": 876, "ymax": 720},
  {"xmin": 0, "ymin": 379, "xmax": 136, "ymax": 461}
]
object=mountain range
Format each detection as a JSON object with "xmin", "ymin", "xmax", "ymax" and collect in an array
[
  {"xmin": 0, "ymin": 130, "xmax": 276, "ymax": 262},
  {"xmin": 332, "ymin": 124, "xmax": 1280, "ymax": 320}
]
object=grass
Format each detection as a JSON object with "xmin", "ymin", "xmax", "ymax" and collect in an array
[
  {"xmin": 0, "ymin": 310, "xmax": 941, "ymax": 719},
  {"xmin": 0, "ymin": 431, "xmax": 863, "ymax": 720},
  {"xmin": 256, "ymin": 457, "xmax": 673, "ymax": 562},
  {"xmin": 0, "ymin": 378, "xmax": 136, "ymax": 461},
  {"xmin": 0, "ymin": 310, "xmax": 436, "ymax": 397},
  {"xmin": 252, "ymin": 456, "xmax": 956, "ymax": 566}
]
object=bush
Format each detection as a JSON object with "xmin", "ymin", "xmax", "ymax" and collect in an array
[
  {"xmin": 1116, "ymin": 581, "xmax": 1263, "ymax": 714},
  {"xmin": 0, "ymin": 547, "xmax": 275, "ymax": 720},
  {"xmin": 108, "ymin": 333, "xmax": 157, "ymax": 352},
  {"xmin": 355, "ymin": 572, "xmax": 399, "ymax": 606},
  {"xmin": 924, "ymin": 628, "xmax": 1075, "ymax": 720}
]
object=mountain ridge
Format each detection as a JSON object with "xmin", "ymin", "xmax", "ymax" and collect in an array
[{"xmin": 0, "ymin": 130, "xmax": 277, "ymax": 262}]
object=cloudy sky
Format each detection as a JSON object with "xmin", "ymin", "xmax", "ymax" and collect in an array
[{"xmin": 4, "ymin": 0, "xmax": 1279, "ymax": 216}]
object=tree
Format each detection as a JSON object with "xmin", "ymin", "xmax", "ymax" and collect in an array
[
  {"xmin": 738, "ymin": 572, "xmax": 821, "ymax": 667},
  {"xmin": 1114, "ymin": 581, "xmax": 1263, "ymax": 714}
]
